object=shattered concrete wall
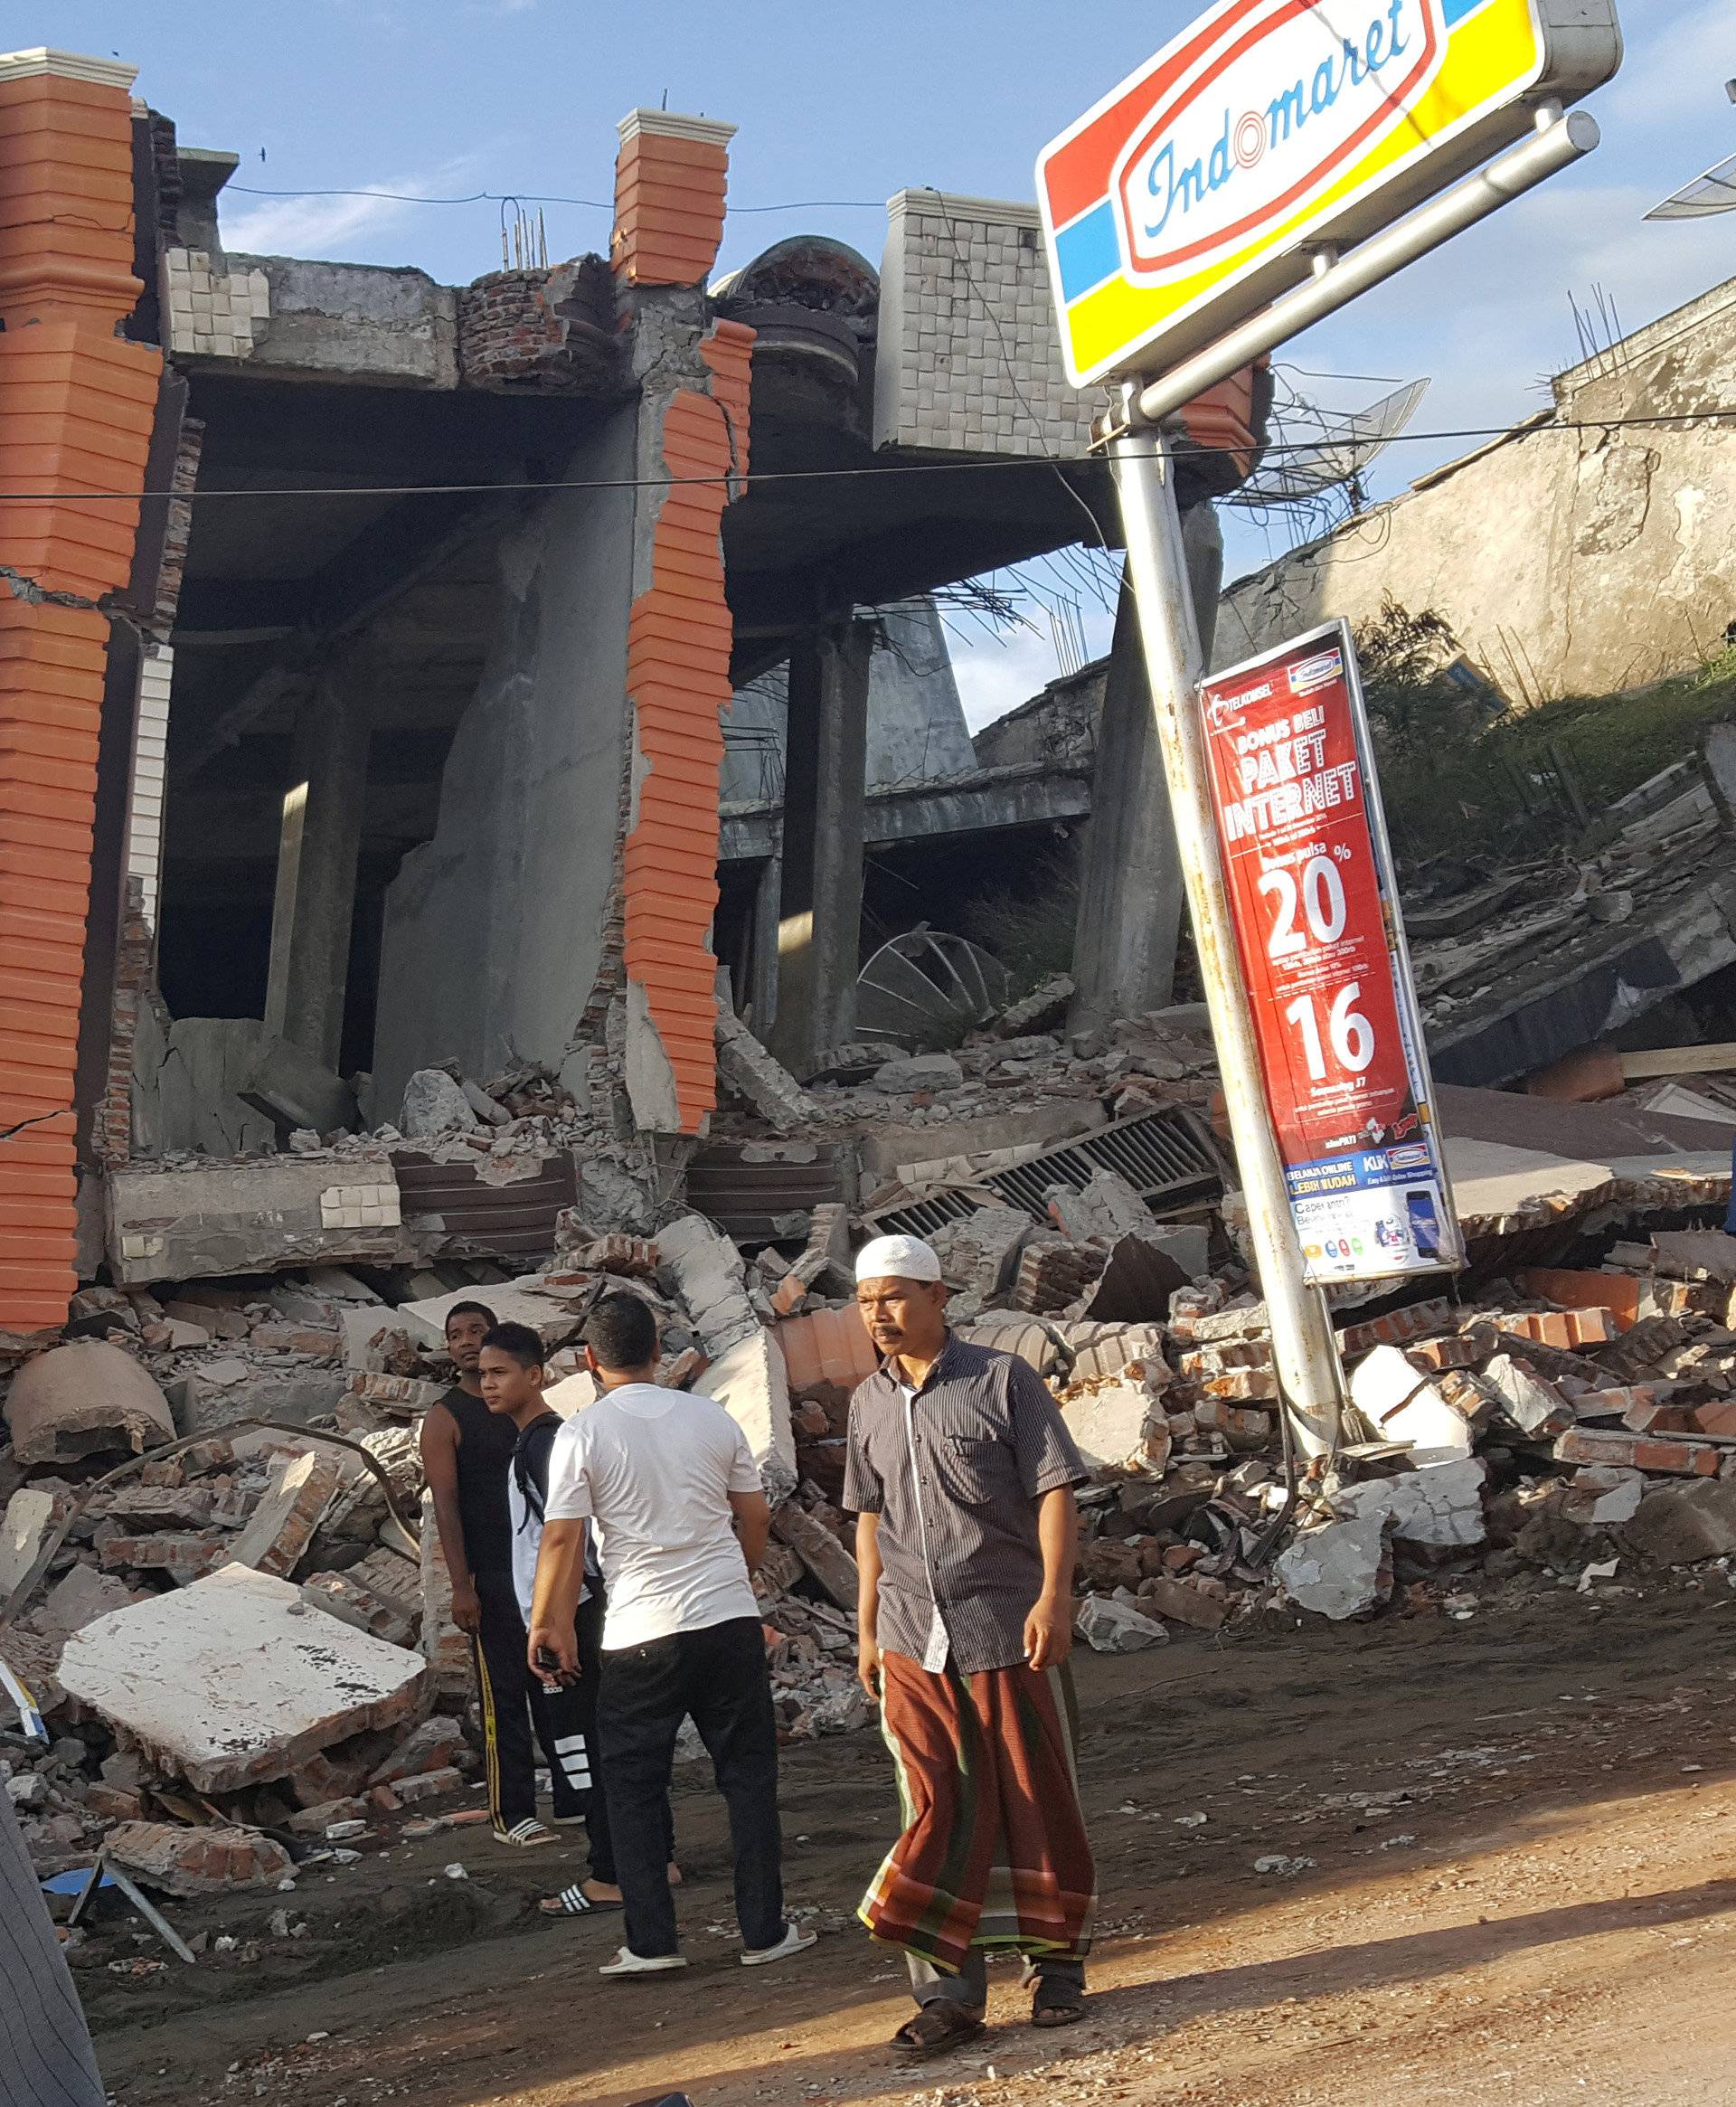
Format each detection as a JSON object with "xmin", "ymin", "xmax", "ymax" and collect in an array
[
  {"xmin": 371, "ymin": 411, "xmax": 639, "ymax": 1111},
  {"xmin": 1216, "ymin": 271, "xmax": 1736, "ymax": 700}
]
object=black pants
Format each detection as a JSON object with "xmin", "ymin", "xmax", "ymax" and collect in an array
[{"xmin": 599, "ymin": 1614, "xmax": 783, "ymax": 1958}]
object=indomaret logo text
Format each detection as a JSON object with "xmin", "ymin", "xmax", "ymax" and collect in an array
[{"xmin": 1113, "ymin": 0, "xmax": 1443, "ymax": 279}]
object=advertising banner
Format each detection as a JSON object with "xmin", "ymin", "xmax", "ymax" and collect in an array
[
  {"xmin": 1035, "ymin": 0, "xmax": 1621, "ymax": 387},
  {"xmin": 1199, "ymin": 621, "xmax": 1462, "ymax": 1283}
]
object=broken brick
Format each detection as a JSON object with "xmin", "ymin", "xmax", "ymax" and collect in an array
[
  {"xmin": 1136, "ymin": 1573, "xmax": 1230, "ymax": 1631},
  {"xmin": 1552, "ymin": 1427, "xmax": 1723, "ymax": 1477},
  {"xmin": 106, "ymin": 1819, "xmax": 293, "ymax": 1898},
  {"xmin": 392, "ymin": 1764, "xmax": 462, "ymax": 1804}
]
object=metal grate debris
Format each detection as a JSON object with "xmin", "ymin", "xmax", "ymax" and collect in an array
[{"xmin": 868, "ymin": 1105, "xmax": 1226, "ymax": 1238}]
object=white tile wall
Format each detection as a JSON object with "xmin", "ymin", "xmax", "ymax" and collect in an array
[
  {"xmin": 873, "ymin": 191, "xmax": 1100, "ymax": 458},
  {"xmin": 127, "ymin": 646, "xmax": 173, "ymax": 930},
  {"xmin": 319, "ymin": 1184, "xmax": 402, "ymax": 1232},
  {"xmin": 162, "ymin": 248, "xmax": 270, "ymax": 361}
]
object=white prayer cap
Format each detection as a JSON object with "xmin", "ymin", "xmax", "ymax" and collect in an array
[{"xmin": 854, "ymin": 1233, "xmax": 943, "ymax": 1286}]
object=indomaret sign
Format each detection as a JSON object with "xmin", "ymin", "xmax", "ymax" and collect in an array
[
  {"xmin": 1200, "ymin": 623, "xmax": 1463, "ymax": 1284},
  {"xmin": 1036, "ymin": 0, "xmax": 1621, "ymax": 385}
]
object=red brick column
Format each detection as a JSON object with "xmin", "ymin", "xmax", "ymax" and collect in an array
[{"xmin": 0, "ymin": 51, "xmax": 161, "ymax": 1336}]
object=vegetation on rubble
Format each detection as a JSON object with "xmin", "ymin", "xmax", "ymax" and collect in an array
[
  {"xmin": 1360, "ymin": 597, "xmax": 1736, "ymax": 862},
  {"xmin": 961, "ymin": 850, "xmax": 1079, "ymax": 998}
]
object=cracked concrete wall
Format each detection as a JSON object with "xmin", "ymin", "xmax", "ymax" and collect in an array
[
  {"xmin": 1215, "ymin": 272, "xmax": 1736, "ymax": 701},
  {"xmin": 370, "ymin": 410, "xmax": 638, "ymax": 1113}
]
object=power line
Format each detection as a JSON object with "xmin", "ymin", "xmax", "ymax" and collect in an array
[
  {"xmin": 226, "ymin": 184, "xmax": 884, "ymax": 214},
  {"xmin": 12, "ymin": 402, "xmax": 1733, "ymax": 507}
]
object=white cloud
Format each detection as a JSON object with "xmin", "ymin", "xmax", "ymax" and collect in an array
[
  {"xmin": 949, "ymin": 622, "xmax": 1068, "ymax": 732},
  {"xmin": 221, "ymin": 156, "xmax": 482, "ymax": 261}
]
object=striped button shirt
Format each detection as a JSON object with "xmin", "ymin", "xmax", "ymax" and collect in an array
[{"xmin": 843, "ymin": 1336, "xmax": 1086, "ymax": 1676}]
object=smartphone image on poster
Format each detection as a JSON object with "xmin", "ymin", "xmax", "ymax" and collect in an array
[{"xmin": 1405, "ymin": 1187, "xmax": 1442, "ymax": 1260}]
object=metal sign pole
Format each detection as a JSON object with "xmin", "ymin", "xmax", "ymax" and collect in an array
[{"xmin": 1105, "ymin": 401, "xmax": 1341, "ymax": 1457}]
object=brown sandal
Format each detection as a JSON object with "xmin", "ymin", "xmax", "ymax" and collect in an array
[{"xmin": 892, "ymin": 2004, "xmax": 987, "ymax": 2060}]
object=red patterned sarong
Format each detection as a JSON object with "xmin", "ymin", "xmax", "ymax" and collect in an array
[{"xmin": 860, "ymin": 1649, "xmax": 1096, "ymax": 1975}]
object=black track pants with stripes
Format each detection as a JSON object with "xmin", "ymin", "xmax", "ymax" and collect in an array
[{"xmin": 473, "ymin": 1578, "xmax": 670, "ymax": 1877}]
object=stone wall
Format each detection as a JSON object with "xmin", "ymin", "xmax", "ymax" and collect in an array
[{"xmin": 1215, "ymin": 272, "xmax": 1736, "ymax": 701}]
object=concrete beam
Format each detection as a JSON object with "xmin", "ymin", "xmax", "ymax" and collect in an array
[
  {"xmin": 1068, "ymin": 505, "xmax": 1223, "ymax": 1042},
  {"xmin": 769, "ymin": 619, "xmax": 873, "ymax": 1074},
  {"xmin": 720, "ymin": 756, "xmax": 1094, "ymax": 863},
  {"xmin": 265, "ymin": 669, "xmax": 370, "ymax": 1068}
]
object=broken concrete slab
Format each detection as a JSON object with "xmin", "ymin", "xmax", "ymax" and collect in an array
[
  {"xmin": 939, "ymin": 1205, "xmax": 1032, "ymax": 1308},
  {"xmin": 0, "ymin": 1488, "xmax": 58, "ymax": 1611},
  {"xmin": 1334, "ymin": 1459, "xmax": 1487, "ymax": 1549},
  {"xmin": 1348, "ymin": 1345, "xmax": 1475, "ymax": 1459},
  {"xmin": 165, "ymin": 1364, "xmax": 346, "ymax": 1437},
  {"xmin": 715, "ymin": 1006, "xmax": 823, "ymax": 1131},
  {"xmin": 1061, "ymin": 1381, "xmax": 1170, "ymax": 1476},
  {"xmin": 871, "ymin": 1053, "xmax": 964, "ymax": 1094},
  {"xmin": 656, "ymin": 1214, "xmax": 761, "ymax": 1357},
  {"xmin": 27, "ymin": 1564, "xmax": 149, "ymax": 1644},
  {"xmin": 57, "ymin": 1563, "xmax": 429, "ymax": 1792},
  {"xmin": 400, "ymin": 1069, "xmax": 479, "ymax": 1138},
  {"xmin": 1482, "ymin": 1353, "xmax": 1574, "ymax": 1438},
  {"xmin": 1624, "ymin": 1479, "xmax": 1736, "ymax": 1564},
  {"xmin": 221, "ymin": 1450, "xmax": 342, "ymax": 1579},
  {"xmin": 1275, "ymin": 1513, "xmax": 1392, "ymax": 1620},
  {"xmin": 1048, "ymin": 1168, "xmax": 1158, "ymax": 1243},
  {"xmin": 1561, "ymin": 1467, "xmax": 1645, "ymax": 1526},
  {"xmin": 706, "ymin": 1330, "xmax": 797, "ymax": 1503},
  {"xmin": 108, "ymin": 1157, "xmax": 413, "ymax": 1286},
  {"xmin": 106, "ymin": 1819, "xmax": 294, "ymax": 1898},
  {"xmin": 301, "ymin": 1570, "xmax": 417, "ymax": 1648},
  {"xmin": 1075, "ymin": 1592, "xmax": 1170, "ymax": 1652},
  {"xmin": 769, "ymin": 1499, "xmax": 858, "ymax": 1611},
  {"xmin": 5, "ymin": 1340, "xmax": 175, "ymax": 1466},
  {"xmin": 393, "ymin": 1277, "xmax": 587, "ymax": 1353}
]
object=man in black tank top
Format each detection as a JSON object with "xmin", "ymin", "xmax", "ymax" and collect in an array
[{"xmin": 419, "ymin": 1299, "xmax": 557, "ymax": 1847}]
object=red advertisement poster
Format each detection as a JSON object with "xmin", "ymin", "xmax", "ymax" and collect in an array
[{"xmin": 1199, "ymin": 621, "xmax": 1461, "ymax": 1283}]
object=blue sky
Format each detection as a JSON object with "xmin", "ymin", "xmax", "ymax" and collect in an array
[{"xmin": 33, "ymin": 0, "xmax": 1736, "ymax": 723}]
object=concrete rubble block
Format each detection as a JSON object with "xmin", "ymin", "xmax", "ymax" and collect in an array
[
  {"xmin": 1624, "ymin": 1479, "xmax": 1736, "ymax": 1564},
  {"xmin": 347, "ymin": 1546, "xmax": 421, "ymax": 1621},
  {"xmin": 1194, "ymin": 1398, "xmax": 1277, "ymax": 1447},
  {"xmin": 769, "ymin": 1498, "xmax": 858, "ymax": 1611},
  {"xmin": 99, "ymin": 1532, "xmax": 229, "ymax": 1585},
  {"xmin": 1561, "ymin": 1467, "xmax": 1645, "ymax": 1526},
  {"xmin": 656, "ymin": 1214, "xmax": 762, "ymax": 1357},
  {"xmin": 285, "ymin": 1797, "xmax": 367, "ymax": 1838},
  {"xmin": 58, "ymin": 1564, "xmax": 429, "ymax": 1792},
  {"xmin": 28, "ymin": 1564, "xmax": 148, "ymax": 1643},
  {"xmin": 237, "ymin": 1029, "xmax": 357, "ymax": 1139},
  {"xmin": 870, "ymin": 1053, "xmax": 964, "ymax": 1095},
  {"xmin": 996, "ymin": 974, "xmax": 1073, "ymax": 1037},
  {"xmin": 1014, "ymin": 1241, "xmax": 1107, "ymax": 1316},
  {"xmin": 419, "ymin": 1489, "xmax": 472, "ymax": 1698},
  {"xmin": 706, "ymin": 1330, "xmax": 798, "ymax": 1503},
  {"xmin": 1334, "ymin": 1459, "xmax": 1488, "ymax": 1549},
  {"xmin": 1650, "ymin": 1230, "xmax": 1736, "ymax": 1286},
  {"xmin": 715, "ymin": 1006, "xmax": 823, "ymax": 1130},
  {"xmin": 1170, "ymin": 1296, "xmax": 1269, "ymax": 1345},
  {"xmin": 348, "ymin": 1371, "xmax": 448, "ymax": 1418},
  {"xmin": 1075, "ymin": 1592, "xmax": 1170, "ymax": 1652},
  {"xmin": 106, "ymin": 1819, "xmax": 294, "ymax": 1898},
  {"xmin": 0, "ymin": 1488, "xmax": 58, "ymax": 1607},
  {"xmin": 165, "ymin": 1363, "xmax": 347, "ymax": 1437},
  {"xmin": 1554, "ymin": 1426, "xmax": 1723, "ymax": 1477},
  {"xmin": 4, "ymin": 1340, "xmax": 175, "ymax": 1466},
  {"xmin": 222, "ymin": 1452, "xmax": 343, "ymax": 1579},
  {"xmin": 394, "ymin": 1277, "xmax": 586, "ymax": 1354},
  {"xmin": 1483, "ymin": 1353, "xmax": 1574, "ymax": 1438},
  {"xmin": 1136, "ymin": 1573, "xmax": 1230, "ymax": 1631},
  {"xmin": 1061, "ymin": 1381, "xmax": 1171, "ymax": 1476},
  {"xmin": 301, "ymin": 1570, "xmax": 418, "ymax": 1649},
  {"xmin": 108, "ymin": 1158, "xmax": 413, "ymax": 1287},
  {"xmin": 1275, "ymin": 1512, "xmax": 1393, "ymax": 1620},
  {"xmin": 400, "ymin": 1069, "xmax": 479, "ymax": 1138},
  {"xmin": 1348, "ymin": 1345, "xmax": 1475, "ymax": 1458},
  {"xmin": 1048, "ymin": 1169, "xmax": 1159, "ymax": 1244},
  {"xmin": 369, "ymin": 1715, "xmax": 464, "ymax": 1786},
  {"xmin": 940, "ymin": 1205, "xmax": 1033, "ymax": 1305},
  {"xmin": 1056, "ymin": 1320, "xmax": 1171, "ymax": 1386}
]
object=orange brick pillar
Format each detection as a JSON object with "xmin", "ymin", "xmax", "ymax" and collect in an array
[
  {"xmin": 0, "ymin": 50, "xmax": 161, "ymax": 1337},
  {"xmin": 612, "ymin": 110, "xmax": 753, "ymax": 1138}
]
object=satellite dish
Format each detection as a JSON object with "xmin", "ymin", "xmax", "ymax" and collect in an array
[
  {"xmin": 1224, "ymin": 377, "xmax": 1430, "ymax": 509},
  {"xmin": 1646, "ymin": 148, "xmax": 1736, "ymax": 221}
]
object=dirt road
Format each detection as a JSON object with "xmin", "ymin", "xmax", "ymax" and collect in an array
[{"xmin": 90, "ymin": 1570, "xmax": 1736, "ymax": 2106}]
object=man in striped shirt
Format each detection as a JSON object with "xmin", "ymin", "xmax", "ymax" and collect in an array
[{"xmin": 845, "ymin": 1233, "xmax": 1096, "ymax": 2062}]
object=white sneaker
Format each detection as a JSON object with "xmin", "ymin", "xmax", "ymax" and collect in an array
[
  {"xmin": 741, "ymin": 1922, "xmax": 818, "ymax": 1967},
  {"xmin": 599, "ymin": 1946, "xmax": 688, "ymax": 1979}
]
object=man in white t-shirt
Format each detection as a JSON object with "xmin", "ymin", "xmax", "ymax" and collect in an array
[{"xmin": 528, "ymin": 1291, "xmax": 816, "ymax": 1979}]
